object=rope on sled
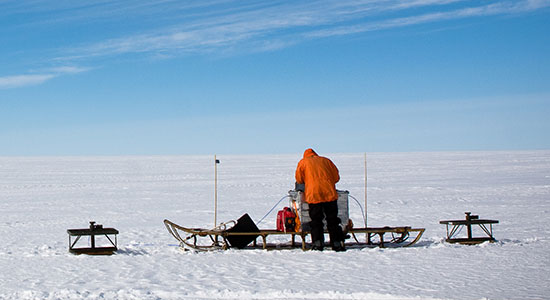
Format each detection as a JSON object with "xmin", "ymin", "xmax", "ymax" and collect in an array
[
  {"xmin": 257, "ymin": 194, "xmax": 366, "ymax": 228},
  {"xmin": 256, "ymin": 195, "xmax": 291, "ymax": 226},
  {"xmin": 349, "ymin": 195, "xmax": 367, "ymax": 227}
]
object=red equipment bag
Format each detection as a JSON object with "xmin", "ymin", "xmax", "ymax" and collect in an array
[{"xmin": 276, "ymin": 207, "xmax": 296, "ymax": 232}]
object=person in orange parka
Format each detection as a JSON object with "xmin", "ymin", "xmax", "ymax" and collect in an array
[{"xmin": 295, "ymin": 148, "xmax": 345, "ymax": 251}]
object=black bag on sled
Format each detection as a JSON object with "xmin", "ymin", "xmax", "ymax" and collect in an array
[{"xmin": 225, "ymin": 213, "xmax": 260, "ymax": 249}]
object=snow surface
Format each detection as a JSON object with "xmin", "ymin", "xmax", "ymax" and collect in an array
[{"xmin": 1, "ymin": 151, "xmax": 549, "ymax": 300}]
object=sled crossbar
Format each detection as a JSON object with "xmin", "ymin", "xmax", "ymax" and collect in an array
[{"xmin": 164, "ymin": 219, "xmax": 425, "ymax": 251}]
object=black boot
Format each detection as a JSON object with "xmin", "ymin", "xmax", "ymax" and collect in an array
[
  {"xmin": 332, "ymin": 241, "xmax": 346, "ymax": 252},
  {"xmin": 311, "ymin": 240, "xmax": 324, "ymax": 251}
]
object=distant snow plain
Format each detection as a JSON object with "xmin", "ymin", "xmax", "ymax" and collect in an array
[{"xmin": 1, "ymin": 151, "xmax": 549, "ymax": 300}]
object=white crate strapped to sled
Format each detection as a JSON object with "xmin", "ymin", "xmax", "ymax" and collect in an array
[{"xmin": 288, "ymin": 189, "xmax": 349, "ymax": 232}]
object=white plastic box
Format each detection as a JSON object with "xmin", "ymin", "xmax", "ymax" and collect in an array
[{"xmin": 288, "ymin": 189, "xmax": 349, "ymax": 232}]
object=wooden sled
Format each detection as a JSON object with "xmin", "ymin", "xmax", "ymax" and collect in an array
[{"xmin": 164, "ymin": 215, "xmax": 425, "ymax": 251}]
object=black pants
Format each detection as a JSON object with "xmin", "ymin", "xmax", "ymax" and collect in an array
[{"xmin": 308, "ymin": 200, "xmax": 344, "ymax": 245}]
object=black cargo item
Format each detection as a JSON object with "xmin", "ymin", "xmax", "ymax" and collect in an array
[{"xmin": 225, "ymin": 213, "xmax": 260, "ymax": 249}]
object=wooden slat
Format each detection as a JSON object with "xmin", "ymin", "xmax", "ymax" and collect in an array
[{"xmin": 67, "ymin": 228, "xmax": 119, "ymax": 236}]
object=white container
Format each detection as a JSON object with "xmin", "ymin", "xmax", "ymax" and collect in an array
[{"xmin": 288, "ymin": 189, "xmax": 349, "ymax": 232}]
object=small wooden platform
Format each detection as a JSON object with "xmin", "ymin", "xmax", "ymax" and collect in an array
[
  {"xmin": 440, "ymin": 212, "xmax": 498, "ymax": 245},
  {"xmin": 67, "ymin": 222, "xmax": 119, "ymax": 255}
]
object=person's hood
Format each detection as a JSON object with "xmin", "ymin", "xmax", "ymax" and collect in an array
[{"xmin": 303, "ymin": 148, "xmax": 318, "ymax": 158}]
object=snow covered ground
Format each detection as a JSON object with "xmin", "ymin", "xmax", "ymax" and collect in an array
[{"xmin": 1, "ymin": 151, "xmax": 549, "ymax": 300}]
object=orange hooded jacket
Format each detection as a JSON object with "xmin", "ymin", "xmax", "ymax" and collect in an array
[{"xmin": 295, "ymin": 148, "xmax": 340, "ymax": 204}]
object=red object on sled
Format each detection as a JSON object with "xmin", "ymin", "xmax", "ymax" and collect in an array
[{"xmin": 277, "ymin": 207, "xmax": 296, "ymax": 232}]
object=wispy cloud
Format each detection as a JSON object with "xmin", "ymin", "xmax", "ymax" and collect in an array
[
  {"xmin": 306, "ymin": 0, "xmax": 550, "ymax": 38},
  {"xmin": 58, "ymin": 0, "xmax": 548, "ymax": 61},
  {"xmin": 0, "ymin": 66, "xmax": 90, "ymax": 89},
  {"xmin": 2, "ymin": 0, "xmax": 549, "ymax": 88},
  {"xmin": 0, "ymin": 74, "xmax": 56, "ymax": 89}
]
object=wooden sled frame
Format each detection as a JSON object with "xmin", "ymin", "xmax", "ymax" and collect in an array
[{"xmin": 164, "ymin": 219, "xmax": 425, "ymax": 251}]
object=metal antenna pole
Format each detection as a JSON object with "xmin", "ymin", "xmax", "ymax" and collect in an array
[
  {"xmin": 364, "ymin": 153, "xmax": 368, "ymax": 228},
  {"xmin": 214, "ymin": 155, "xmax": 218, "ymax": 227}
]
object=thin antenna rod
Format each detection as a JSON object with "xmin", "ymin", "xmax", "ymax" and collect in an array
[
  {"xmin": 214, "ymin": 155, "xmax": 218, "ymax": 227},
  {"xmin": 364, "ymin": 152, "xmax": 368, "ymax": 227}
]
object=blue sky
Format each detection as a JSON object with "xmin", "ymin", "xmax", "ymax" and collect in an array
[{"xmin": 1, "ymin": 0, "xmax": 549, "ymax": 155}]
